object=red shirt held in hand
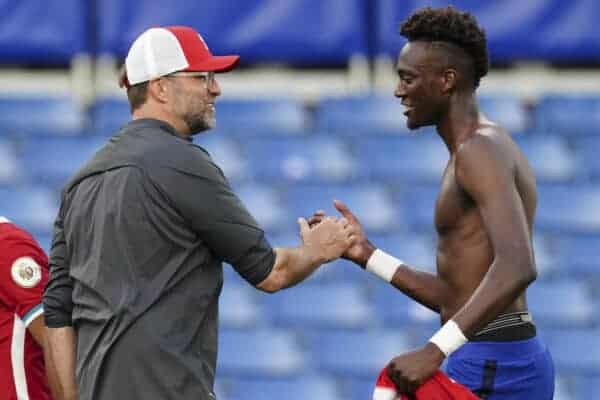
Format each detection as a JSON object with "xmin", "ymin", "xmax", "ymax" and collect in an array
[{"xmin": 373, "ymin": 366, "xmax": 480, "ymax": 400}]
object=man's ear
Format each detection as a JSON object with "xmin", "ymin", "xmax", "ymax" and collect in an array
[
  {"xmin": 147, "ymin": 78, "xmax": 170, "ymax": 103},
  {"xmin": 441, "ymin": 68, "xmax": 457, "ymax": 94}
]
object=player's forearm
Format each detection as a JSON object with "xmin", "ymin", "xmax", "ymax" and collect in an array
[
  {"xmin": 257, "ymin": 247, "xmax": 323, "ymax": 292},
  {"xmin": 451, "ymin": 256, "xmax": 536, "ymax": 338},
  {"xmin": 390, "ymin": 264, "xmax": 449, "ymax": 313},
  {"xmin": 45, "ymin": 326, "xmax": 78, "ymax": 400},
  {"xmin": 361, "ymin": 249, "xmax": 448, "ymax": 312}
]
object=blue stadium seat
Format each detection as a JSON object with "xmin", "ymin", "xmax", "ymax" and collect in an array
[
  {"xmin": 479, "ymin": 94, "xmax": 529, "ymax": 134},
  {"xmin": 0, "ymin": 97, "xmax": 85, "ymax": 136},
  {"xmin": 551, "ymin": 375, "xmax": 577, "ymax": 400},
  {"xmin": 309, "ymin": 330, "xmax": 413, "ymax": 377},
  {"xmin": 213, "ymin": 381, "xmax": 228, "ymax": 400},
  {"xmin": 545, "ymin": 329, "xmax": 600, "ymax": 374},
  {"xmin": 0, "ymin": 187, "xmax": 58, "ymax": 234},
  {"xmin": 234, "ymin": 184, "xmax": 292, "ymax": 232},
  {"xmin": 91, "ymin": 97, "xmax": 131, "ymax": 136},
  {"xmin": 211, "ymin": 98, "xmax": 307, "ymax": 135},
  {"xmin": 373, "ymin": 282, "xmax": 438, "ymax": 327},
  {"xmin": 218, "ymin": 329, "xmax": 306, "ymax": 377},
  {"xmin": 356, "ymin": 135, "xmax": 447, "ymax": 182},
  {"xmin": 226, "ymin": 376, "xmax": 339, "ymax": 400},
  {"xmin": 245, "ymin": 136, "xmax": 356, "ymax": 182},
  {"xmin": 285, "ymin": 184, "xmax": 402, "ymax": 233},
  {"xmin": 515, "ymin": 136, "xmax": 576, "ymax": 182},
  {"xmin": 219, "ymin": 281, "xmax": 263, "ymax": 329},
  {"xmin": 532, "ymin": 235, "xmax": 558, "ymax": 276},
  {"xmin": 344, "ymin": 377, "xmax": 378, "ymax": 400},
  {"xmin": 536, "ymin": 185, "xmax": 600, "ymax": 233},
  {"xmin": 31, "ymin": 233, "xmax": 53, "ymax": 256},
  {"xmin": 370, "ymin": 233, "xmax": 436, "ymax": 272},
  {"xmin": 265, "ymin": 231, "xmax": 301, "ymax": 250},
  {"xmin": 534, "ymin": 95, "xmax": 600, "ymax": 135},
  {"xmin": 573, "ymin": 376, "xmax": 600, "ymax": 399},
  {"xmin": 21, "ymin": 136, "xmax": 107, "ymax": 186},
  {"xmin": 555, "ymin": 234, "xmax": 600, "ymax": 275},
  {"xmin": 195, "ymin": 135, "xmax": 249, "ymax": 182},
  {"xmin": 262, "ymin": 283, "xmax": 375, "ymax": 329},
  {"xmin": 398, "ymin": 185, "xmax": 439, "ymax": 232},
  {"xmin": 528, "ymin": 281, "xmax": 595, "ymax": 327},
  {"xmin": 0, "ymin": 139, "xmax": 21, "ymax": 184},
  {"xmin": 316, "ymin": 95, "xmax": 414, "ymax": 135},
  {"xmin": 573, "ymin": 136, "xmax": 600, "ymax": 181}
]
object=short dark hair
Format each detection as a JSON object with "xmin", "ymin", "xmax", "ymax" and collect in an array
[
  {"xmin": 118, "ymin": 67, "xmax": 149, "ymax": 113},
  {"xmin": 400, "ymin": 6, "xmax": 489, "ymax": 88}
]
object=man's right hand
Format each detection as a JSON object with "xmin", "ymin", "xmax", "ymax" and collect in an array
[
  {"xmin": 307, "ymin": 200, "xmax": 376, "ymax": 267},
  {"xmin": 299, "ymin": 215, "xmax": 356, "ymax": 263}
]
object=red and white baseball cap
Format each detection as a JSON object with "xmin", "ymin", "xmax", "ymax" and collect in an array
[{"xmin": 124, "ymin": 25, "xmax": 240, "ymax": 86}]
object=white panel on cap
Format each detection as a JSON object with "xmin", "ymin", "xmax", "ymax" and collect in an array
[{"xmin": 125, "ymin": 27, "xmax": 190, "ymax": 85}]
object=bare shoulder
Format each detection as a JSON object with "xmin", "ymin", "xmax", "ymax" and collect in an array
[{"xmin": 455, "ymin": 124, "xmax": 515, "ymax": 175}]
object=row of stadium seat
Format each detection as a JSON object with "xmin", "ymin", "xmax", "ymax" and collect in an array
[
  {"xmin": 213, "ymin": 325, "xmax": 600, "ymax": 378},
  {"xmin": 1, "ymin": 133, "xmax": 596, "ymax": 184},
  {"xmin": 2, "ymin": 133, "xmax": 600, "ymax": 186},
  {"xmin": 217, "ymin": 279, "xmax": 600, "ymax": 330},
  {"xmin": 5, "ymin": 183, "xmax": 600, "ymax": 236},
  {"xmin": 0, "ymin": 94, "xmax": 599, "ymax": 137},
  {"xmin": 213, "ymin": 373, "xmax": 599, "ymax": 400}
]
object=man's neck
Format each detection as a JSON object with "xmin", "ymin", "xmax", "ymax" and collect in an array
[
  {"xmin": 132, "ymin": 108, "xmax": 191, "ymax": 138},
  {"xmin": 436, "ymin": 93, "xmax": 480, "ymax": 155}
]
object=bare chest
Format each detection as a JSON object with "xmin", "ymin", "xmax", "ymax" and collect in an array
[{"xmin": 434, "ymin": 161, "xmax": 475, "ymax": 234}]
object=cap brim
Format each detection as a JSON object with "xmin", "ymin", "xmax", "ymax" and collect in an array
[{"xmin": 186, "ymin": 55, "xmax": 240, "ymax": 73}]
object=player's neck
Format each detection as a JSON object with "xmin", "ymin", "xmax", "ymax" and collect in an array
[{"xmin": 436, "ymin": 93, "xmax": 480, "ymax": 154}]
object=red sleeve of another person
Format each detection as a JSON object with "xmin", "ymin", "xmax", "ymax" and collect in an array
[{"xmin": 0, "ymin": 231, "xmax": 49, "ymax": 326}]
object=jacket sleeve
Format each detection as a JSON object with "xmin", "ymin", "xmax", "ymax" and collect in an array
[
  {"xmin": 154, "ymin": 151, "xmax": 275, "ymax": 285},
  {"xmin": 43, "ymin": 197, "xmax": 74, "ymax": 328}
]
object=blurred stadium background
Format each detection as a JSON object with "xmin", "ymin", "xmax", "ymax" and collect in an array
[{"xmin": 1, "ymin": 0, "xmax": 599, "ymax": 398}]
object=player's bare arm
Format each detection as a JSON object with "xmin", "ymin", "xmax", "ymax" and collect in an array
[
  {"xmin": 308, "ymin": 201, "xmax": 450, "ymax": 312},
  {"xmin": 256, "ymin": 216, "xmax": 356, "ymax": 292}
]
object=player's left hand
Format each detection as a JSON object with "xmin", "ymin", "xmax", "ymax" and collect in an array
[{"xmin": 387, "ymin": 342, "xmax": 446, "ymax": 394}]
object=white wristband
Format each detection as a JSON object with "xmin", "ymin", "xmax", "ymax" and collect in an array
[
  {"xmin": 429, "ymin": 320, "xmax": 468, "ymax": 357},
  {"xmin": 366, "ymin": 249, "xmax": 402, "ymax": 282}
]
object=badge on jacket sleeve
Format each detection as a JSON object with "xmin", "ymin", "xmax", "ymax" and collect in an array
[{"xmin": 11, "ymin": 257, "xmax": 42, "ymax": 288}]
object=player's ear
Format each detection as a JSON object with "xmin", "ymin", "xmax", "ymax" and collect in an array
[{"xmin": 441, "ymin": 68, "xmax": 457, "ymax": 94}]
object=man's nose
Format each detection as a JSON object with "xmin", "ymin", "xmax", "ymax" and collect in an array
[
  {"xmin": 209, "ymin": 78, "xmax": 221, "ymax": 97},
  {"xmin": 394, "ymin": 84, "xmax": 405, "ymax": 99}
]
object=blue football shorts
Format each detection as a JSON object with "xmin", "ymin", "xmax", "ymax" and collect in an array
[{"xmin": 446, "ymin": 336, "xmax": 554, "ymax": 399}]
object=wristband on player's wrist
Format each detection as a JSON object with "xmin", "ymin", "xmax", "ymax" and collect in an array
[
  {"xmin": 365, "ymin": 249, "xmax": 402, "ymax": 282},
  {"xmin": 429, "ymin": 320, "xmax": 468, "ymax": 357}
]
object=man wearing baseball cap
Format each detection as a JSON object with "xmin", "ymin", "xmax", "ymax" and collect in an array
[{"xmin": 43, "ymin": 26, "xmax": 356, "ymax": 400}]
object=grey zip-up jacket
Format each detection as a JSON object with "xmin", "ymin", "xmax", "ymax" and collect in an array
[{"xmin": 44, "ymin": 119, "xmax": 274, "ymax": 399}]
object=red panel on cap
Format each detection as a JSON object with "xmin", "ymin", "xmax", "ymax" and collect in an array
[
  {"xmin": 165, "ymin": 26, "xmax": 239, "ymax": 72},
  {"xmin": 166, "ymin": 26, "xmax": 212, "ymax": 64}
]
